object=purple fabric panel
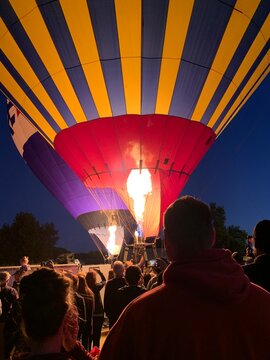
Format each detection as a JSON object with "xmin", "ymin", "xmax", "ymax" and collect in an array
[{"xmin": 22, "ymin": 133, "xmax": 127, "ymax": 218}]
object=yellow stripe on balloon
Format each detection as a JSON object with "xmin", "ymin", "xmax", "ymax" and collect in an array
[
  {"xmin": 115, "ymin": 0, "xmax": 141, "ymax": 114},
  {"xmin": 209, "ymin": 15, "xmax": 270, "ymax": 128},
  {"xmin": 155, "ymin": 0, "xmax": 194, "ymax": 115},
  {"xmin": 215, "ymin": 51, "xmax": 270, "ymax": 136},
  {"xmin": 60, "ymin": 0, "xmax": 112, "ymax": 117},
  {"xmin": 10, "ymin": 0, "xmax": 87, "ymax": 123},
  {"xmin": 0, "ymin": 19, "xmax": 68, "ymax": 130},
  {"xmin": 191, "ymin": 0, "xmax": 260, "ymax": 122},
  {"xmin": 1, "ymin": 63, "xmax": 56, "ymax": 142}
]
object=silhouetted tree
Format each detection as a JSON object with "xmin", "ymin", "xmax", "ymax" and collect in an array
[
  {"xmin": 210, "ymin": 203, "xmax": 247, "ymax": 254},
  {"xmin": 0, "ymin": 212, "xmax": 63, "ymax": 266},
  {"xmin": 227, "ymin": 225, "xmax": 247, "ymax": 255},
  {"xmin": 210, "ymin": 203, "xmax": 229, "ymax": 248}
]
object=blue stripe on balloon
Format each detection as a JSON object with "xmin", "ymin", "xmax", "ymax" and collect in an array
[
  {"xmin": 141, "ymin": 0, "xmax": 168, "ymax": 114},
  {"xmin": 202, "ymin": 1, "xmax": 270, "ymax": 124},
  {"xmin": 226, "ymin": 1, "xmax": 269, "ymax": 81},
  {"xmin": 87, "ymin": 0, "xmax": 126, "ymax": 116},
  {"xmin": 100, "ymin": 60, "xmax": 126, "ymax": 116},
  {"xmin": 169, "ymin": 60, "xmax": 210, "ymax": 119},
  {"xmin": 1, "ymin": 51, "xmax": 61, "ymax": 133},
  {"xmin": 170, "ymin": 0, "xmax": 235, "ymax": 118},
  {"xmin": 213, "ymin": 43, "xmax": 270, "ymax": 132},
  {"xmin": 1, "ymin": 0, "xmax": 76, "ymax": 127},
  {"xmin": 37, "ymin": 0, "xmax": 99, "ymax": 120}
]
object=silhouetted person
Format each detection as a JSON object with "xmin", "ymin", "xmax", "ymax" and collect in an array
[
  {"xmin": 77, "ymin": 274, "xmax": 94, "ymax": 350},
  {"xmin": 86, "ymin": 268, "xmax": 106, "ymax": 348},
  {"xmin": 12, "ymin": 268, "xmax": 96, "ymax": 359},
  {"xmin": 104, "ymin": 261, "xmax": 126, "ymax": 328},
  {"xmin": 113, "ymin": 265, "xmax": 146, "ymax": 323},
  {"xmin": 0, "ymin": 271, "xmax": 19, "ymax": 358},
  {"xmin": 19, "ymin": 256, "xmax": 31, "ymax": 273},
  {"xmin": 100, "ymin": 196, "xmax": 270, "ymax": 360},
  {"xmin": 243, "ymin": 220, "xmax": 270, "ymax": 292}
]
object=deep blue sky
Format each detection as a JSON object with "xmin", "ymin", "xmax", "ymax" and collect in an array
[{"xmin": 0, "ymin": 75, "xmax": 269, "ymax": 252}]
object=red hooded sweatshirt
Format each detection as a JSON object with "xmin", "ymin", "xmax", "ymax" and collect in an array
[{"xmin": 100, "ymin": 249, "xmax": 270, "ymax": 360}]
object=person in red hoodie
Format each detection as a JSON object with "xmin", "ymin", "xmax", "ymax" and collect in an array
[{"xmin": 100, "ymin": 195, "xmax": 270, "ymax": 360}]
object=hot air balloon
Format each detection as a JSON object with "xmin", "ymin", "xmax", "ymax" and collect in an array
[
  {"xmin": 7, "ymin": 100, "xmax": 136, "ymax": 257},
  {"xmin": 1, "ymin": 1, "xmax": 269, "ymax": 248}
]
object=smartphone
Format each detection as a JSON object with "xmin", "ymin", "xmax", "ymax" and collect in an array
[{"xmin": 149, "ymin": 259, "xmax": 156, "ymax": 267}]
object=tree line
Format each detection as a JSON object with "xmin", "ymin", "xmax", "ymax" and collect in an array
[
  {"xmin": 210, "ymin": 203, "xmax": 247, "ymax": 255},
  {"xmin": 0, "ymin": 212, "xmax": 67, "ymax": 266},
  {"xmin": 0, "ymin": 204, "xmax": 248, "ymax": 266}
]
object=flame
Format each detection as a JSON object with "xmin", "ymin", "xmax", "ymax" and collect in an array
[
  {"xmin": 127, "ymin": 169, "xmax": 152, "ymax": 237},
  {"xmin": 107, "ymin": 225, "xmax": 119, "ymax": 255}
]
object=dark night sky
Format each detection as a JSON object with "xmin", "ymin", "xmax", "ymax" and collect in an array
[{"xmin": 0, "ymin": 75, "xmax": 269, "ymax": 253}]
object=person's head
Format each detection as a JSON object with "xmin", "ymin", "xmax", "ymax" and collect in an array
[
  {"xmin": 20, "ymin": 256, "xmax": 29, "ymax": 265},
  {"xmin": 19, "ymin": 268, "xmax": 73, "ymax": 342},
  {"xmin": 125, "ymin": 265, "xmax": 142, "ymax": 286},
  {"xmin": 113, "ymin": 261, "xmax": 125, "ymax": 277},
  {"xmin": 77, "ymin": 273, "xmax": 93, "ymax": 297},
  {"xmin": 164, "ymin": 196, "xmax": 215, "ymax": 260},
  {"xmin": 64, "ymin": 271, "xmax": 79, "ymax": 291},
  {"xmin": 85, "ymin": 269, "xmax": 97, "ymax": 288},
  {"xmin": 0, "ymin": 271, "xmax": 11, "ymax": 286},
  {"xmin": 253, "ymin": 220, "xmax": 270, "ymax": 255}
]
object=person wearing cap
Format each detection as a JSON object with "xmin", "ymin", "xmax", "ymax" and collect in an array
[
  {"xmin": 243, "ymin": 220, "xmax": 270, "ymax": 292},
  {"xmin": 100, "ymin": 196, "xmax": 270, "ymax": 360},
  {"xmin": 0, "ymin": 271, "xmax": 19, "ymax": 358}
]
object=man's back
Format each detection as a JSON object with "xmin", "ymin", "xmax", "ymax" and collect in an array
[
  {"xmin": 100, "ymin": 249, "xmax": 270, "ymax": 360},
  {"xmin": 104, "ymin": 277, "xmax": 126, "ymax": 327}
]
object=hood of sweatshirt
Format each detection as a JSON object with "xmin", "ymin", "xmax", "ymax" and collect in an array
[{"xmin": 163, "ymin": 248, "xmax": 250, "ymax": 304}]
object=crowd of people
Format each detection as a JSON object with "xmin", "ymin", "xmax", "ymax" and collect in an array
[{"xmin": 0, "ymin": 195, "xmax": 270, "ymax": 359}]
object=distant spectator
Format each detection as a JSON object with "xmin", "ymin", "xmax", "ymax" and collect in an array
[
  {"xmin": 113, "ymin": 265, "xmax": 146, "ymax": 324},
  {"xmin": 147, "ymin": 258, "xmax": 169, "ymax": 290},
  {"xmin": 243, "ymin": 220, "xmax": 270, "ymax": 292},
  {"xmin": 0, "ymin": 271, "xmax": 19, "ymax": 358},
  {"xmin": 86, "ymin": 268, "xmax": 106, "ymax": 348},
  {"xmin": 77, "ymin": 274, "xmax": 94, "ymax": 350},
  {"xmin": 104, "ymin": 261, "xmax": 126, "ymax": 328},
  {"xmin": 19, "ymin": 256, "xmax": 31, "ymax": 273},
  {"xmin": 12, "ymin": 269, "xmax": 24, "ymax": 294},
  {"xmin": 100, "ymin": 196, "xmax": 270, "ymax": 360}
]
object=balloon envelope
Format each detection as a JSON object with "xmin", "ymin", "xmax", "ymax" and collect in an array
[{"xmin": 1, "ymin": 0, "xmax": 269, "ymax": 237}]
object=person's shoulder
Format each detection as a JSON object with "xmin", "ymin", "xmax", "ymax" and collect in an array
[
  {"xmin": 249, "ymin": 282, "xmax": 270, "ymax": 302},
  {"xmin": 127, "ymin": 283, "xmax": 165, "ymax": 307},
  {"xmin": 118, "ymin": 285, "xmax": 128, "ymax": 292}
]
